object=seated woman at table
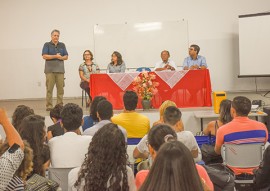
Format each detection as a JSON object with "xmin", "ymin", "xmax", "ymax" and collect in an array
[
  {"xmin": 203, "ymin": 99, "xmax": 232, "ymax": 136},
  {"xmin": 107, "ymin": 51, "xmax": 126, "ymax": 73},
  {"xmin": 79, "ymin": 50, "xmax": 100, "ymax": 106}
]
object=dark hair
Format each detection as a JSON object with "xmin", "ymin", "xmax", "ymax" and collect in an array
[
  {"xmin": 139, "ymin": 141, "xmax": 203, "ymax": 191},
  {"xmin": 51, "ymin": 29, "xmax": 60, "ymax": 35},
  {"xmin": 61, "ymin": 103, "xmax": 83, "ymax": 131},
  {"xmin": 110, "ymin": 51, "xmax": 123, "ymax": 66},
  {"xmin": 75, "ymin": 123, "xmax": 129, "ymax": 191},
  {"xmin": 219, "ymin": 99, "xmax": 233, "ymax": 124},
  {"xmin": 97, "ymin": 100, "xmax": 113, "ymax": 120},
  {"xmin": 148, "ymin": 124, "xmax": 177, "ymax": 151},
  {"xmin": 18, "ymin": 115, "xmax": 47, "ymax": 176},
  {"xmin": 83, "ymin": 50, "xmax": 94, "ymax": 61},
  {"xmin": 190, "ymin": 44, "xmax": 200, "ymax": 54},
  {"xmin": 161, "ymin": 50, "xmax": 170, "ymax": 57},
  {"xmin": 123, "ymin": 90, "xmax": 138, "ymax": 111},
  {"xmin": 90, "ymin": 96, "xmax": 107, "ymax": 121},
  {"xmin": 50, "ymin": 104, "xmax": 63, "ymax": 120},
  {"xmin": 232, "ymin": 96, "xmax": 251, "ymax": 116},
  {"xmin": 163, "ymin": 106, "xmax": 182, "ymax": 126},
  {"xmin": 12, "ymin": 105, "xmax": 34, "ymax": 130}
]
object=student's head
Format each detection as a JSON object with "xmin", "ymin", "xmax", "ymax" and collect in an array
[
  {"xmin": 97, "ymin": 100, "xmax": 113, "ymax": 121},
  {"xmin": 75, "ymin": 123, "xmax": 128, "ymax": 190},
  {"xmin": 231, "ymin": 96, "xmax": 251, "ymax": 117},
  {"xmin": 189, "ymin": 44, "xmax": 200, "ymax": 55},
  {"xmin": 61, "ymin": 103, "xmax": 83, "ymax": 132},
  {"xmin": 0, "ymin": 140, "xmax": 33, "ymax": 181},
  {"xmin": 12, "ymin": 105, "xmax": 34, "ymax": 130},
  {"xmin": 123, "ymin": 90, "xmax": 138, "ymax": 111},
  {"xmin": 83, "ymin": 50, "xmax": 94, "ymax": 61},
  {"xmin": 111, "ymin": 51, "xmax": 123, "ymax": 65},
  {"xmin": 18, "ymin": 115, "xmax": 46, "ymax": 176},
  {"xmin": 159, "ymin": 100, "xmax": 177, "ymax": 119},
  {"xmin": 90, "ymin": 96, "xmax": 107, "ymax": 121},
  {"xmin": 50, "ymin": 104, "xmax": 63, "ymax": 122},
  {"xmin": 161, "ymin": 50, "xmax": 170, "ymax": 62},
  {"xmin": 219, "ymin": 99, "xmax": 233, "ymax": 124},
  {"xmin": 163, "ymin": 106, "xmax": 182, "ymax": 126},
  {"xmin": 148, "ymin": 124, "xmax": 177, "ymax": 159},
  {"xmin": 140, "ymin": 141, "xmax": 203, "ymax": 191}
]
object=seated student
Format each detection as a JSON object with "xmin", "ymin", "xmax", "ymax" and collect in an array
[
  {"xmin": 0, "ymin": 108, "xmax": 32, "ymax": 190},
  {"xmin": 47, "ymin": 104, "xmax": 64, "ymax": 141},
  {"xmin": 82, "ymin": 96, "xmax": 106, "ymax": 132},
  {"xmin": 183, "ymin": 44, "xmax": 207, "ymax": 70},
  {"xmin": 134, "ymin": 106, "xmax": 200, "ymax": 161},
  {"xmin": 154, "ymin": 50, "xmax": 177, "ymax": 71},
  {"xmin": 18, "ymin": 115, "xmax": 50, "ymax": 177},
  {"xmin": 49, "ymin": 103, "xmax": 92, "ymax": 168},
  {"xmin": 83, "ymin": 100, "xmax": 127, "ymax": 140},
  {"xmin": 111, "ymin": 90, "xmax": 150, "ymax": 138},
  {"xmin": 153, "ymin": 100, "xmax": 177, "ymax": 126},
  {"xmin": 135, "ymin": 124, "xmax": 213, "ymax": 190},
  {"xmin": 254, "ymin": 144, "xmax": 270, "ymax": 190},
  {"xmin": 12, "ymin": 105, "xmax": 34, "ymax": 130},
  {"xmin": 68, "ymin": 123, "xmax": 136, "ymax": 191},
  {"xmin": 107, "ymin": 51, "xmax": 126, "ymax": 73},
  {"xmin": 203, "ymin": 99, "xmax": 232, "ymax": 136}
]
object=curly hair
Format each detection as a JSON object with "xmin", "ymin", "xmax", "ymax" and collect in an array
[
  {"xmin": 75, "ymin": 123, "xmax": 129, "ymax": 191},
  {"xmin": 0, "ymin": 140, "xmax": 33, "ymax": 181},
  {"xmin": 50, "ymin": 104, "xmax": 63, "ymax": 120},
  {"xmin": 12, "ymin": 105, "xmax": 34, "ymax": 130},
  {"xmin": 18, "ymin": 115, "xmax": 47, "ymax": 176}
]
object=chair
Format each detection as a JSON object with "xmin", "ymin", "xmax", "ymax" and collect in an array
[
  {"xmin": 127, "ymin": 138, "xmax": 141, "ymax": 145},
  {"xmin": 48, "ymin": 167, "xmax": 74, "ymax": 191},
  {"xmin": 136, "ymin": 67, "xmax": 151, "ymax": 72},
  {"xmin": 221, "ymin": 143, "xmax": 265, "ymax": 187}
]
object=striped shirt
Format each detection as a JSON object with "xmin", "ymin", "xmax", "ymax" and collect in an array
[{"xmin": 6, "ymin": 176, "xmax": 24, "ymax": 191}]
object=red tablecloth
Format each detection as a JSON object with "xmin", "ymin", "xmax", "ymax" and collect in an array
[{"xmin": 90, "ymin": 70, "xmax": 212, "ymax": 109}]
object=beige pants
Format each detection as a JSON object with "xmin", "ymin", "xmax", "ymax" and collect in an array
[{"xmin": 46, "ymin": 73, "xmax": 64, "ymax": 109}]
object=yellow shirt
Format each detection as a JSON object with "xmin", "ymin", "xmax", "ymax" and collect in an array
[{"xmin": 111, "ymin": 112, "xmax": 150, "ymax": 138}]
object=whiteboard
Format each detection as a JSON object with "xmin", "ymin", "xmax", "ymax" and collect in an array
[
  {"xmin": 239, "ymin": 13, "xmax": 270, "ymax": 76},
  {"xmin": 93, "ymin": 20, "xmax": 189, "ymax": 70}
]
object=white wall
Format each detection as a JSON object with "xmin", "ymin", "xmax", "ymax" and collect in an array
[{"xmin": 1, "ymin": 0, "xmax": 270, "ymax": 100}]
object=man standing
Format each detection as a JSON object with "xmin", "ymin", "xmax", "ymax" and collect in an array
[
  {"xmin": 183, "ymin": 44, "xmax": 207, "ymax": 70},
  {"xmin": 42, "ymin": 29, "xmax": 68, "ymax": 111},
  {"xmin": 154, "ymin": 50, "xmax": 177, "ymax": 71}
]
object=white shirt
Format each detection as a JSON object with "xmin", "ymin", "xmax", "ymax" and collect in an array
[
  {"xmin": 68, "ymin": 165, "xmax": 136, "ymax": 191},
  {"xmin": 153, "ymin": 59, "xmax": 177, "ymax": 71},
  {"xmin": 48, "ymin": 132, "xmax": 92, "ymax": 168}
]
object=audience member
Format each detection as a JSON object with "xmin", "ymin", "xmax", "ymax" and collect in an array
[
  {"xmin": 154, "ymin": 50, "xmax": 177, "ymax": 71},
  {"xmin": 136, "ymin": 124, "xmax": 213, "ymax": 190},
  {"xmin": 48, "ymin": 103, "xmax": 92, "ymax": 168},
  {"xmin": 83, "ymin": 100, "xmax": 127, "ymax": 140},
  {"xmin": 254, "ymin": 144, "xmax": 270, "ymax": 190},
  {"xmin": 47, "ymin": 104, "xmax": 64, "ymax": 141},
  {"xmin": 183, "ymin": 44, "xmax": 207, "ymax": 70},
  {"xmin": 153, "ymin": 100, "xmax": 177, "ymax": 126},
  {"xmin": 69, "ymin": 123, "xmax": 136, "ymax": 191},
  {"xmin": 111, "ymin": 90, "xmax": 150, "ymax": 138},
  {"xmin": 203, "ymin": 99, "xmax": 232, "ymax": 136},
  {"xmin": 107, "ymin": 51, "xmax": 126, "ymax": 73},
  {"xmin": 12, "ymin": 105, "xmax": 34, "ymax": 130},
  {"xmin": 79, "ymin": 50, "xmax": 100, "ymax": 106},
  {"xmin": 18, "ymin": 115, "xmax": 50, "ymax": 177},
  {"xmin": 215, "ymin": 96, "xmax": 268, "ymax": 175}
]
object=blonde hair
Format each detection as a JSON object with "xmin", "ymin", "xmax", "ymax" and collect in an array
[{"xmin": 159, "ymin": 100, "xmax": 176, "ymax": 118}]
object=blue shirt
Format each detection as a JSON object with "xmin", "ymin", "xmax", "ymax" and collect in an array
[
  {"xmin": 183, "ymin": 55, "xmax": 207, "ymax": 68},
  {"xmin": 82, "ymin": 116, "xmax": 97, "ymax": 132}
]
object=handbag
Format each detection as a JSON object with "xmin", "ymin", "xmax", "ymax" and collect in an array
[{"xmin": 25, "ymin": 174, "xmax": 59, "ymax": 191}]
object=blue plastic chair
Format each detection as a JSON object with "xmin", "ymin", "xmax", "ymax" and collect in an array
[
  {"xmin": 136, "ymin": 67, "xmax": 151, "ymax": 72},
  {"xmin": 127, "ymin": 138, "xmax": 142, "ymax": 145}
]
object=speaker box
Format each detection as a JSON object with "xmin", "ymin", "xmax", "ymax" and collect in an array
[
  {"xmin": 213, "ymin": 91, "xmax": 226, "ymax": 114},
  {"xmin": 263, "ymin": 107, "xmax": 270, "ymax": 132}
]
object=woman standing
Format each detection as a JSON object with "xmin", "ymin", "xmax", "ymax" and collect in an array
[
  {"xmin": 79, "ymin": 50, "xmax": 100, "ymax": 106},
  {"xmin": 107, "ymin": 51, "xmax": 126, "ymax": 73}
]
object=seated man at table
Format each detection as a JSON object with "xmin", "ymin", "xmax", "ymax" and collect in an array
[
  {"xmin": 214, "ymin": 96, "xmax": 268, "ymax": 175},
  {"xmin": 111, "ymin": 90, "xmax": 150, "ymax": 138},
  {"xmin": 154, "ymin": 50, "xmax": 177, "ymax": 71},
  {"xmin": 183, "ymin": 44, "xmax": 207, "ymax": 70}
]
